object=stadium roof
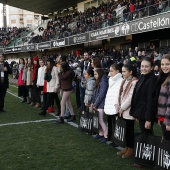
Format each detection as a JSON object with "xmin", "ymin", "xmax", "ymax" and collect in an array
[{"xmin": 0, "ymin": 0, "xmax": 84, "ymax": 15}]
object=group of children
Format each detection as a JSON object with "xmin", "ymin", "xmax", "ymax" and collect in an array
[{"xmin": 17, "ymin": 53, "xmax": 170, "ymax": 162}]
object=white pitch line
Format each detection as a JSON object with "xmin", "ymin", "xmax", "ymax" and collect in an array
[
  {"xmin": 0, "ymin": 119, "xmax": 56, "ymax": 127},
  {"xmin": 9, "ymin": 84, "xmax": 18, "ymax": 88},
  {"xmin": 7, "ymin": 91, "xmax": 22, "ymax": 99}
]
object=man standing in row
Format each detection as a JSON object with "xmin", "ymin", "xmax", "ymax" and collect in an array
[{"xmin": 0, "ymin": 54, "xmax": 11, "ymax": 112}]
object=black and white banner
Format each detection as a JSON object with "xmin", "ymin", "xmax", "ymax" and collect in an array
[
  {"xmin": 37, "ymin": 41, "xmax": 51, "ymax": 50},
  {"xmin": 69, "ymin": 33, "xmax": 89, "ymax": 45},
  {"xmin": 21, "ymin": 44, "xmax": 36, "ymax": 52},
  {"xmin": 156, "ymin": 140, "xmax": 170, "ymax": 170},
  {"xmin": 113, "ymin": 117, "xmax": 126, "ymax": 147},
  {"xmin": 4, "ymin": 47, "xmax": 22, "ymax": 53},
  {"xmin": 51, "ymin": 38, "xmax": 68, "ymax": 48},
  {"xmin": 79, "ymin": 111, "xmax": 93, "ymax": 134},
  {"xmin": 90, "ymin": 25, "xmax": 120, "ymax": 41}
]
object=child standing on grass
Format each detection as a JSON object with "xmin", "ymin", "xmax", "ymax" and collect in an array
[
  {"xmin": 82, "ymin": 69, "xmax": 95, "ymax": 107},
  {"xmin": 92, "ymin": 69, "xmax": 108, "ymax": 143},
  {"xmin": 104, "ymin": 64, "xmax": 123, "ymax": 145},
  {"xmin": 116, "ymin": 64, "xmax": 138, "ymax": 158}
]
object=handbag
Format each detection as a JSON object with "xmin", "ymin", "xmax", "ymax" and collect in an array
[
  {"xmin": 113, "ymin": 116, "xmax": 126, "ymax": 147},
  {"xmin": 44, "ymin": 72, "xmax": 52, "ymax": 82},
  {"xmin": 91, "ymin": 109, "xmax": 99, "ymax": 134},
  {"xmin": 134, "ymin": 134, "xmax": 161, "ymax": 167},
  {"xmin": 156, "ymin": 138, "xmax": 170, "ymax": 170}
]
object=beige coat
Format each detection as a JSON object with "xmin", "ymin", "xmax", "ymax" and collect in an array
[
  {"xmin": 118, "ymin": 77, "xmax": 138, "ymax": 120},
  {"xmin": 26, "ymin": 67, "xmax": 33, "ymax": 86},
  {"xmin": 47, "ymin": 66, "xmax": 59, "ymax": 92}
]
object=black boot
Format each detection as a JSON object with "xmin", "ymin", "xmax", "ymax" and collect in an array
[
  {"xmin": 67, "ymin": 115, "xmax": 76, "ymax": 122},
  {"xmin": 54, "ymin": 117, "xmax": 64, "ymax": 124},
  {"xmin": 38, "ymin": 110, "xmax": 46, "ymax": 116}
]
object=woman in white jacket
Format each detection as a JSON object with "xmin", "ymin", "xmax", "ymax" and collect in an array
[
  {"xmin": 39, "ymin": 58, "xmax": 59, "ymax": 116},
  {"xmin": 104, "ymin": 64, "xmax": 123, "ymax": 143},
  {"xmin": 35, "ymin": 59, "xmax": 46, "ymax": 108}
]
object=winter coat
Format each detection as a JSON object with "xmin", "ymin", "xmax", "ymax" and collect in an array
[
  {"xmin": 37, "ymin": 65, "xmax": 46, "ymax": 86},
  {"xmin": 157, "ymin": 78, "xmax": 170, "ymax": 125},
  {"xmin": 26, "ymin": 64, "xmax": 33, "ymax": 86},
  {"xmin": 58, "ymin": 69, "xmax": 74, "ymax": 91},
  {"xmin": 47, "ymin": 66, "xmax": 59, "ymax": 93},
  {"xmin": 84, "ymin": 77, "xmax": 95, "ymax": 105},
  {"xmin": 118, "ymin": 77, "xmax": 138, "ymax": 120},
  {"xmin": 0, "ymin": 61, "xmax": 12, "ymax": 88},
  {"xmin": 130, "ymin": 73, "xmax": 157, "ymax": 121},
  {"xmin": 92, "ymin": 75, "xmax": 108, "ymax": 109},
  {"xmin": 18, "ymin": 64, "xmax": 25, "ymax": 86},
  {"xmin": 104, "ymin": 73, "xmax": 123, "ymax": 115}
]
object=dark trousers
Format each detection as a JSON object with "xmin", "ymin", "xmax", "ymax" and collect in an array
[
  {"xmin": 37, "ymin": 86, "xmax": 43, "ymax": 104},
  {"xmin": 0, "ymin": 84, "xmax": 7, "ymax": 110},
  {"xmin": 76, "ymin": 80, "xmax": 81, "ymax": 108},
  {"xmin": 107, "ymin": 115, "xmax": 116, "ymax": 141},
  {"xmin": 31, "ymin": 81, "xmax": 39, "ymax": 103},
  {"xmin": 54, "ymin": 93, "xmax": 61, "ymax": 113},
  {"xmin": 44, "ymin": 93, "xmax": 55, "ymax": 111},
  {"xmin": 139, "ymin": 120, "xmax": 154, "ymax": 135},
  {"xmin": 79, "ymin": 83, "xmax": 85, "ymax": 111},
  {"xmin": 124, "ymin": 119, "xmax": 134, "ymax": 148},
  {"xmin": 43, "ymin": 93, "xmax": 47, "ymax": 107},
  {"xmin": 160, "ymin": 121, "xmax": 170, "ymax": 140}
]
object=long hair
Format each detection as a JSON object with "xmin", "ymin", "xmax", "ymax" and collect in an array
[
  {"xmin": 110, "ymin": 63, "xmax": 123, "ymax": 73},
  {"xmin": 46, "ymin": 60, "xmax": 55, "ymax": 73},
  {"xmin": 92, "ymin": 57, "xmax": 102, "ymax": 68},
  {"xmin": 94, "ymin": 68, "xmax": 104, "ymax": 88},
  {"xmin": 159, "ymin": 54, "xmax": 170, "ymax": 86},
  {"xmin": 61, "ymin": 61, "xmax": 70, "ymax": 73},
  {"xmin": 123, "ymin": 63, "xmax": 137, "ymax": 77}
]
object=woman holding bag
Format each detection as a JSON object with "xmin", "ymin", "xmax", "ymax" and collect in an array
[{"xmin": 116, "ymin": 64, "xmax": 138, "ymax": 158}]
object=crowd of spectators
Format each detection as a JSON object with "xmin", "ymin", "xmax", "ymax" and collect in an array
[
  {"xmin": 28, "ymin": 0, "xmax": 169, "ymax": 44},
  {"xmin": 1, "ymin": 0, "xmax": 169, "ymax": 46},
  {"xmin": 0, "ymin": 27, "xmax": 30, "ymax": 47}
]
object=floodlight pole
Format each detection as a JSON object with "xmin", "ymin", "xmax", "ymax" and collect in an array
[{"xmin": 3, "ymin": 0, "xmax": 7, "ymax": 27}]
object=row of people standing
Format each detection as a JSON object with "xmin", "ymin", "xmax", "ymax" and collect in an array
[{"xmin": 76, "ymin": 53, "xmax": 170, "ymax": 163}]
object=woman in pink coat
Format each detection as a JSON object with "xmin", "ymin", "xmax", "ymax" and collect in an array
[{"xmin": 116, "ymin": 63, "xmax": 138, "ymax": 159}]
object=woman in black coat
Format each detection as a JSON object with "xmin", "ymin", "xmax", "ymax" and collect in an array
[{"xmin": 130, "ymin": 57, "xmax": 157, "ymax": 135}]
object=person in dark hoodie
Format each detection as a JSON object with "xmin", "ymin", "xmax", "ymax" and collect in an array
[{"xmin": 130, "ymin": 57, "xmax": 157, "ymax": 135}]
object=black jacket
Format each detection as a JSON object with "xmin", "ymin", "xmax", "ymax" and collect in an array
[
  {"xmin": 0, "ymin": 62, "xmax": 12, "ymax": 88},
  {"xmin": 130, "ymin": 73, "xmax": 157, "ymax": 121}
]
